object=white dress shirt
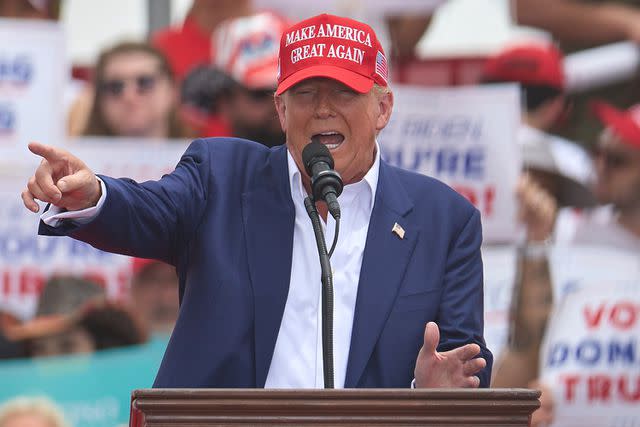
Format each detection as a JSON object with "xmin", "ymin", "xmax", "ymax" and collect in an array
[
  {"xmin": 265, "ymin": 149, "xmax": 379, "ymax": 388},
  {"xmin": 42, "ymin": 146, "xmax": 380, "ymax": 388}
]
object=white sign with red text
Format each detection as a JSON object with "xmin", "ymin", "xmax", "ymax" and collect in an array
[
  {"xmin": 541, "ymin": 287, "xmax": 640, "ymax": 427},
  {"xmin": 0, "ymin": 138, "xmax": 189, "ymax": 320},
  {"xmin": 378, "ymin": 83, "xmax": 522, "ymax": 243},
  {"xmin": 0, "ymin": 19, "xmax": 65, "ymax": 148}
]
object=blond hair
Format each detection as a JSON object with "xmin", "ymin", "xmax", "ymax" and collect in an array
[
  {"xmin": 373, "ymin": 83, "xmax": 392, "ymax": 95},
  {"xmin": 0, "ymin": 397, "xmax": 70, "ymax": 427}
]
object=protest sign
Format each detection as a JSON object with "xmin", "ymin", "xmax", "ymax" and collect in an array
[
  {"xmin": 541, "ymin": 245, "xmax": 640, "ymax": 426},
  {"xmin": 0, "ymin": 19, "xmax": 65, "ymax": 149},
  {"xmin": 379, "ymin": 84, "xmax": 522, "ymax": 243},
  {"xmin": 541, "ymin": 288, "xmax": 640, "ymax": 427}
]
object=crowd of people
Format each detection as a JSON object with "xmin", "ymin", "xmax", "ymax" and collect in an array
[{"xmin": 2, "ymin": 0, "xmax": 640, "ymax": 426}]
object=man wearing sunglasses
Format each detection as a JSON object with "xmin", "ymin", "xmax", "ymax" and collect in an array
[
  {"xmin": 553, "ymin": 102, "xmax": 640, "ymax": 250},
  {"xmin": 210, "ymin": 12, "xmax": 290, "ymax": 147},
  {"xmin": 21, "ymin": 14, "xmax": 491, "ymax": 389},
  {"xmin": 481, "ymin": 42, "xmax": 594, "ymax": 213},
  {"xmin": 492, "ymin": 101, "xmax": 640, "ymax": 427}
]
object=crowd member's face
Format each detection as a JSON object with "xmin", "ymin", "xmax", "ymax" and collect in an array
[
  {"xmin": 130, "ymin": 263, "xmax": 178, "ymax": 334},
  {"xmin": 30, "ymin": 326, "xmax": 95, "ymax": 357},
  {"xmin": 592, "ymin": 129, "xmax": 640, "ymax": 210},
  {"xmin": 275, "ymin": 78, "xmax": 393, "ymax": 185},
  {"xmin": 98, "ymin": 51, "xmax": 176, "ymax": 138},
  {"xmin": 222, "ymin": 86, "xmax": 284, "ymax": 147},
  {"xmin": 2, "ymin": 413, "xmax": 56, "ymax": 427},
  {"xmin": 0, "ymin": 0, "xmax": 50, "ymax": 19}
]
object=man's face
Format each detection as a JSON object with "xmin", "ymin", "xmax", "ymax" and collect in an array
[
  {"xmin": 592, "ymin": 129, "xmax": 640, "ymax": 210},
  {"xmin": 3, "ymin": 413, "xmax": 58, "ymax": 427},
  {"xmin": 275, "ymin": 78, "xmax": 393, "ymax": 185},
  {"xmin": 130, "ymin": 263, "xmax": 179, "ymax": 334},
  {"xmin": 222, "ymin": 86, "xmax": 284, "ymax": 147},
  {"xmin": 99, "ymin": 51, "xmax": 176, "ymax": 138}
]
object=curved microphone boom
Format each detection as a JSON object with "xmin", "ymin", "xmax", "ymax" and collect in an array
[{"xmin": 302, "ymin": 139, "xmax": 343, "ymax": 219}]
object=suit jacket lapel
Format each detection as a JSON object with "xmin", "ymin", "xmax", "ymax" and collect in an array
[
  {"xmin": 345, "ymin": 161, "xmax": 419, "ymax": 387},
  {"xmin": 242, "ymin": 145, "xmax": 294, "ymax": 388}
]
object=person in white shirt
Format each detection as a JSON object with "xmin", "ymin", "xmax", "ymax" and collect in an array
[{"xmin": 495, "ymin": 101, "xmax": 640, "ymax": 425}]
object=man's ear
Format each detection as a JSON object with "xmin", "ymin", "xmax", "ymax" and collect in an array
[
  {"xmin": 376, "ymin": 90, "xmax": 394, "ymax": 132},
  {"xmin": 274, "ymin": 94, "xmax": 287, "ymax": 132}
]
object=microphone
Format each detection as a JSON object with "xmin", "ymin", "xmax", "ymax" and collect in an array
[
  {"xmin": 301, "ymin": 138, "xmax": 342, "ymax": 388},
  {"xmin": 302, "ymin": 139, "xmax": 343, "ymax": 219}
]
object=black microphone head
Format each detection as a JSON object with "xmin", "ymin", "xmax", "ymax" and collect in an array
[{"xmin": 302, "ymin": 139, "xmax": 334, "ymax": 176}]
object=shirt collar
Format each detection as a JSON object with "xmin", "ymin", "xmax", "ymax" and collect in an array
[{"xmin": 286, "ymin": 143, "xmax": 380, "ymax": 213}]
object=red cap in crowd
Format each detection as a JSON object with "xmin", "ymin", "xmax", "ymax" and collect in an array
[
  {"xmin": 482, "ymin": 43, "xmax": 565, "ymax": 90},
  {"xmin": 131, "ymin": 257, "xmax": 161, "ymax": 276},
  {"xmin": 276, "ymin": 13, "xmax": 389, "ymax": 95},
  {"xmin": 213, "ymin": 12, "xmax": 290, "ymax": 89},
  {"xmin": 592, "ymin": 101, "xmax": 640, "ymax": 149}
]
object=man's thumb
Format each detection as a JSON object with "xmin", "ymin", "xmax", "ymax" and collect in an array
[
  {"xmin": 56, "ymin": 172, "xmax": 89, "ymax": 193},
  {"xmin": 423, "ymin": 322, "xmax": 440, "ymax": 353}
]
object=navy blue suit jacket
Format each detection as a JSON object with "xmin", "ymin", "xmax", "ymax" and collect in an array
[{"xmin": 40, "ymin": 138, "xmax": 493, "ymax": 388}]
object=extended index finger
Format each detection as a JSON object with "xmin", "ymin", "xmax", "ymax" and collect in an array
[{"xmin": 28, "ymin": 142, "xmax": 65, "ymax": 163}]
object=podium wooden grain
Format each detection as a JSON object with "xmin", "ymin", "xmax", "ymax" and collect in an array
[{"xmin": 130, "ymin": 388, "xmax": 539, "ymax": 426}]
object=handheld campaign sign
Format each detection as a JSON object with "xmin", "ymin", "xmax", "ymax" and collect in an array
[
  {"xmin": 541, "ymin": 287, "xmax": 640, "ymax": 427},
  {"xmin": 0, "ymin": 19, "xmax": 65, "ymax": 148},
  {"xmin": 378, "ymin": 84, "xmax": 522, "ymax": 243},
  {"xmin": 541, "ymin": 245, "xmax": 640, "ymax": 427}
]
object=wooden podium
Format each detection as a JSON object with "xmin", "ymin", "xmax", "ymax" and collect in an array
[{"xmin": 130, "ymin": 388, "xmax": 539, "ymax": 426}]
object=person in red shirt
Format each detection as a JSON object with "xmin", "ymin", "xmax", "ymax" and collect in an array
[{"xmin": 151, "ymin": 0, "xmax": 252, "ymax": 83}]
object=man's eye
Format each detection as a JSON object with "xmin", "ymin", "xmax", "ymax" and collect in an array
[{"xmin": 337, "ymin": 88, "xmax": 356, "ymax": 95}]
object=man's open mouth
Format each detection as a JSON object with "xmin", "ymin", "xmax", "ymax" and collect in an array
[{"xmin": 311, "ymin": 131, "xmax": 345, "ymax": 150}]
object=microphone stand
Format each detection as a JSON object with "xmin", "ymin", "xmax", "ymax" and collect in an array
[{"xmin": 304, "ymin": 196, "xmax": 335, "ymax": 389}]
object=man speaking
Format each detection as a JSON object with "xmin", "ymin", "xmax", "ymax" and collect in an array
[{"xmin": 22, "ymin": 14, "xmax": 492, "ymax": 389}]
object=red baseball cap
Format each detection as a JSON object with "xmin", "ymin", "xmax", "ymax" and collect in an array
[
  {"xmin": 276, "ymin": 14, "xmax": 389, "ymax": 95},
  {"xmin": 213, "ymin": 12, "xmax": 290, "ymax": 89},
  {"xmin": 591, "ymin": 101, "xmax": 640, "ymax": 149},
  {"xmin": 482, "ymin": 43, "xmax": 565, "ymax": 90}
]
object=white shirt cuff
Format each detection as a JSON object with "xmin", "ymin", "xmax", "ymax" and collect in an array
[
  {"xmin": 411, "ymin": 378, "xmax": 416, "ymax": 388},
  {"xmin": 41, "ymin": 177, "xmax": 107, "ymax": 227}
]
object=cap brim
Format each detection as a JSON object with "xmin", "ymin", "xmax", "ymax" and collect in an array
[
  {"xmin": 592, "ymin": 101, "xmax": 625, "ymax": 127},
  {"xmin": 591, "ymin": 100, "xmax": 640, "ymax": 147},
  {"xmin": 244, "ymin": 68, "xmax": 278, "ymax": 90},
  {"xmin": 276, "ymin": 65, "xmax": 374, "ymax": 95}
]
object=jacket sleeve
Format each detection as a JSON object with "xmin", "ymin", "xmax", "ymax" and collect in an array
[
  {"xmin": 437, "ymin": 208, "xmax": 494, "ymax": 387},
  {"xmin": 38, "ymin": 139, "xmax": 212, "ymax": 266}
]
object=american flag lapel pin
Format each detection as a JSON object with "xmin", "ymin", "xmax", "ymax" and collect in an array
[{"xmin": 392, "ymin": 222, "xmax": 405, "ymax": 239}]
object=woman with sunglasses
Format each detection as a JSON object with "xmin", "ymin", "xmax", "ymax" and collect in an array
[{"xmin": 83, "ymin": 42, "xmax": 188, "ymax": 139}]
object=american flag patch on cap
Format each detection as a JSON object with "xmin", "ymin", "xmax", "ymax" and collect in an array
[{"xmin": 375, "ymin": 51, "xmax": 388, "ymax": 83}]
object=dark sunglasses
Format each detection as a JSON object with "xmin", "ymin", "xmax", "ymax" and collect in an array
[
  {"xmin": 99, "ymin": 74, "xmax": 159, "ymax": 97},
  {"xmin": 243, "ymin": 88, "xmax": 274, "ymax": 101},
  {"xmin": 592, "ymin": 146, "xmax": 635, "ymax": 169}
]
